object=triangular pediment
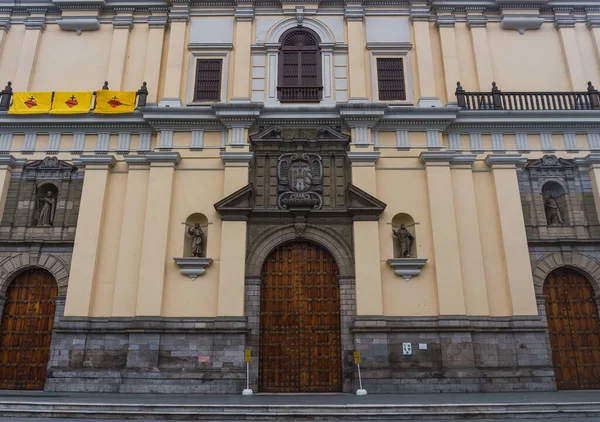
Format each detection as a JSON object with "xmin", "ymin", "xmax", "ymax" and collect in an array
[
  {"xmin": 347, "ymin": 184, "xmax": 386, "ymax": 220},
  {"xmin": 214, "ymin": 184, "xmax": 253, "ymax": 220},
  {"xmin": 525, "ymin": 154, "xmax": 575, "ymax": 169},
  {"xmin": 250, "ymin": 125, "xmax": 350, "ymax": 143}
]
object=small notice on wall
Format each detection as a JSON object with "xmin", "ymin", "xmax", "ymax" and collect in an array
[
  {"xmin": 245, "ymin": 349, "xmax": 251, "ymax": 363},
  {"xmin": 402, "ymin": 342, "xmax": 412, "ymax": 356},
  {"xmin": 353, "ymin": 351, "xmax": 361, "ymax": 365},
  {"xmin": 198, "ymin": 355, "xmax": 210, "ymax": 363},
  {"xmin": 419, "ymin": 343, "xmax": 428, "ymax": 350}
]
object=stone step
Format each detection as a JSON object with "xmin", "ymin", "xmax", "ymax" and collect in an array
[{"xmin": 1, "ymin": 401, "xmax": 600, "ymax": 420}]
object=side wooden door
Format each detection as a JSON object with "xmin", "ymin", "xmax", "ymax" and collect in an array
[
  {"xmin": 260, "ymin": 242, "xmax": 342, "ymax": 392},
  {"xmin": 0, "ymin": 269, "xmax": 58, "ymax": 390},
  {"xmin": 544, "ymin": 268, "xmax": 600, "ymax": 389}
]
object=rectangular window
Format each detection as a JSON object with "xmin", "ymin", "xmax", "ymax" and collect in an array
[
  {"xmin": 377, "ymin": 58, "xmax": 406, "ymax": 101},
  {"xmin": 194, "ymin": 59, "xmax": 222, "ymax": 102}
]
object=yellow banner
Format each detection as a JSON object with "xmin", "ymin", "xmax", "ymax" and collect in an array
[
  {"xmin": 8, "ymin": 92, "xmax": 53, "ymax": 114},
  {"xmin": 94, "ymin": 90, "xmax": 136, "ymax": 114},
  {"xmin": 49, "ymin": 92, "xmax": 93, "ymax": 114}
]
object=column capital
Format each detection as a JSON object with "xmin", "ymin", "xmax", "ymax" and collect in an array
[
  {"xmin": 419, "ymin": 151, "xmax": 456, "ymax": 166},
  {"xmin": 24, "ymin": 16, "xmax": 46, "ymax": 31},
  {"xmin": 338, "ymin": 103, "xmax": 387, "ymax": 128},
  {"xmin": 0, "ymin": 155, "xmax": 17, "ymax": 169},
  {"xmin": 75, "ymin": 155, "xmax": 117, "ymax": 168},
  {"xmin": 484, "ymin": 154, "xmax": 525, "ymax": 168},
  {"xmin": 235, "ymin": 3, "xmax": 255, "ymax": 22},
  {"xmin": 112, "ymin": 12, "xmax": 134, "ymax": 30},
  {"xmin": 0, "ymin": 17, "xmax": 10, "ymax": 32},
  {"xmin": 213, "ymin": 103, "xmax": 262, "ymax": 128},
  {"xmin": 168, "ymin": 2, "xmax": 190, "ymax": 23},
  {"xmin": 450, "ymin": 154, "xmax": 477, "ymax": 168},
  {"xmin": 344, "ymin": 2, "xmax": 365, "ymax": 21},
  {"xmin": 574, "ymin": 153, "xmax": 600, "ymax": 168},
  {"xmin": 123, "ymin": 155, "xmax": 150, "ymax": 167},
  {"xmin": 436, "ymin": 15, "xmax": 456, "ymax": 28},
  {"xmin": 148, "ymin": 15, "xmax": 168, "ymax": 29},
  {"xmin": 347, "ymin": 151, "xmax": 380, "ymax": 164},
  {"xmin": 410, "ymin": 0, "xmax": 430, "ymax": 22},
  {"xmin": 220, "ymin": 151, "xmax": 253, "ymax": 165},
  {"xmin": 467, "ymin": 14, "xmax": 488, "ymax": 29},
  {"xmin": 144, "ymin": 151, "xmax": 181, "ymax": 165}
]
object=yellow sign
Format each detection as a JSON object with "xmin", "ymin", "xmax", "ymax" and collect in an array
[
  {"xmin": 353, "ymin": 351, "xmax": 361, "ymax": 365},
  {"xmin": 245, "ymin": 349, "xmax": 251, "ymax": 363}
]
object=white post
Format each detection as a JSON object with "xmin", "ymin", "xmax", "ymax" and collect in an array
[
  {"xmin": 243, "ymin": 349, "xmax": 253, "ymax": 395},
  {"xmin": 355, "ymin": 351, "xmax": 367, "ymax": 395}
]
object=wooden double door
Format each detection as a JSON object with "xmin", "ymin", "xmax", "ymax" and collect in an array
[
  {"xmin": 544, "ymin": 268, "xmax": 600, "ymax": 389},
  {"xmin": 259, "ymin": 242, "xmax": 342, "ymax": 392},
  {"xmin": 0, "ymin": 269, "xmax": 57, "ymax": 390}
]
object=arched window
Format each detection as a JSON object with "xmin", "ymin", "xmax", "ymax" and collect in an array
[{"xmin": 278, "ymin": 29, "xmax": 322, "ymax": 103}]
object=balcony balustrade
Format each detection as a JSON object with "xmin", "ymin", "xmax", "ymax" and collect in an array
[
  {"xmin": 277, "ymin": 86, "xmax": 323, "ymax": 103},
  {"xmin": 456, "ymin": 81, "xmax": 600, "ymax": 111}
]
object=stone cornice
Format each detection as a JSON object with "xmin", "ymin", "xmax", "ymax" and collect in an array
[
  {"xmin": 0, "ymin": 155, "xmax": 17, "ymax": 168},
  {"xmin": 75, "ymin": 155, "xmax": 116, "ymax": 168},
  {"xmin": 419, "ymin": 151, "xmax": 456, "ymax": 165},
  {"xmin": 347, "ymin": 151, "xmax": 380, "ymax": 164},
  {"xmin": 144, "ymin": 151, "xmax": 181, "ymax": 164},
  {"xmin": 220, "ymin": 151, "xmax": 253, "ymax": 164},
  {"xmin": 573, "ymin": 153, "xmax": 600, "ymax": 168},
  {"xmin": 484, "ymin": 153, "xmax": 525, "ymax": 168}
]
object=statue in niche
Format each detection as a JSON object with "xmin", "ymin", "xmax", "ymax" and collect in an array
[
  {"xmin": 37, "ymin": 190, "xmax": 56, "ymax": 226},
  {"xmin": 393, "ymin": 224, "xmax": 414, "ymax": 258},
  {"xmin": 186, "ymin": 223, "xmax": 205, "ymax": 257},
  {"xmin": 544, "ymin": 194, "xmax": 564, "ymax": 226}
]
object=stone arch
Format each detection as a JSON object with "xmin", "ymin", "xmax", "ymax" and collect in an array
[
  {"xmin": 0, "ymin": 253, "xmax": 69, "ymax": 296},
  {"xmin": 265, "ymin": 17, "xmax": 336, "ymax": 45},
  {"xmin": 532, "ymin": 252, "xmax": 600, "ymax": 297},
  {"xmin": 246, "ymin": 224, "xmax": 354, "ymax": 278}
]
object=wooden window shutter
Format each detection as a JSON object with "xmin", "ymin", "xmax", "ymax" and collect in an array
[
  {"xmin": 377, "ymin": 58, "xmax": 406, "ymax": 101},
  {"xmin": 194, "ymin": 59, "xmax": 222, "ymax": 102},
  {"xmin": 278, "ymin": 29, "xmax": 322, "ymax": 102}
]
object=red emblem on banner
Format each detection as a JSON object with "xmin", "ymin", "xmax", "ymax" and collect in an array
[
  {"xmin": 24, "ymin": 96, "xmax": 38, "ymax": 109},
  {"xmin": 108, "ymin": 96, "xmax": 122, "ymax": 108},
  {"xmin": 65, "ymin": 95, "xmax": 79, "ymax": 108}
]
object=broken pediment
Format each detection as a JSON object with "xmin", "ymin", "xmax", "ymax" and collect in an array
[
  {"xmin": 24, "ymin": 156, "xmax": 78, "ymax": 180},
  {"xmin": 525, "ymin": 155, "xmax": 575, "ymax": 169},
  {"xmin": 214, "ymin": 184, "xmax": 253, "ymax": 221},
  {"xmin": 347, "ymin": 184, "xmax": 387, "ymax": 220},
  {"xmin": 250, "ymin": 125, "xmax": 350, "ymax": 143}
]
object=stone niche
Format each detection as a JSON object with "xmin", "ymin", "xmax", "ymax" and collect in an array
[{"xmin": 0, "ymin": 156, "xmax": 83, "ymax": 242}]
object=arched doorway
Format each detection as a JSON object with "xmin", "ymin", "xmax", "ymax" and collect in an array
[
  {"xmin": 0, "ymin": 269, "xmax": 58, "ymax": 390},
  {"xmin": 544, "ymin": 268, "xmax": 600, "ymax": 389},
  {"xmin": 259, "ymin": 241, "xmax": 342, "ymax": 392}
]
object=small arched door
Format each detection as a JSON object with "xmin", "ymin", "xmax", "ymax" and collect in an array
[
  {"xmin": 544, "ymin": 268, "xmax": 600, "ymax": 389},
  {"xmin": 259, "ymin": 241, "xmax": 342, "ymax": 392},
  {"xmin": 0, "ymin": 269, "xmax": 58, "ymax": 390}
]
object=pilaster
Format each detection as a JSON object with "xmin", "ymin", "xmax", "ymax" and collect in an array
[
  {"xmin": 64, "ymin": 155, "xmax": 116, "ymax": 317},
  {"xmin": 411, "ymin": 2, "xmax": 441, "ymax": 107},
  {"xmin": 345, "ymin": 2, "xmax": 368, "ymax": 103},
  {"xmin": 159, "ymin": 1, "xmax": 190, "ymax": 107},
  {"xmin": 555, "ymin": 10, "xmax": 586, "ymax": 91},
  {"xmin": 136, "ymin": 152, "xmax": 181, "ymax": 316},
  {"xmin": 230, "ymin": 2, "xmax": 255, "ymax": 102},
  {"xmin": 106, "ymin": 8, "xmax": 133, "ymax": 90},
  {"xmin": 587, "ymin": 9, "xmax": 600, "ymax": 67},
  {"xmin": 485, "ymin": 154, "xmax": 538, "ymax": 316},
  {"xmin": 217, "ymin": 151, "xmax": 252, "ymax": 317},
  {"xmin": 112, "ymin": 156, "xmax": 151, "ymax": 317},
  {"xmin": 144, "ymin": 10, "xmax": 168, "ymax": 104},
  {"xmin": 0, "ymin": 15, "xmax": 10, "ymax": 55},
  {"xmin": 419, "ymin": 152, "xmax": 466, "ymax": 315},
  {"xmin": 449, "ymin": 155, "xmax": 489, "ymax": 316},
  {"xmin": 347, "ymin": 151, "xmax": 383, "ymax": 315},
  {"xmin": 436, "ymin": 10, "xmax": 460, "ymax": 105},
  {"xmin": 0, "ymin": 155, "xmax": 16, "ymax": 224},
  {"xmin": 467, "ymin": 10, "xmax": 494, "ymax": 91},
  {"xmin": 214, "ymin": 103, "xmax": 262, "ymax": 150},
  {"xmin": 14, "ymin": 12, "xmax": 46, "ymax": 90},
  {"xmin": 575, "ymin": 154, "xmax": 600, "ymax": 229}
]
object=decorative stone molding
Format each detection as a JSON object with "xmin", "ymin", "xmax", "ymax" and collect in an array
[
  {"xmin": 220, "ymin": 151, "xmax": 253, "ymax": 166},
  {"xmin": 144, "ymin": 151, "xmax": 181, "ymax": 165},
  {"xmin": 554, "ymin": 16, "xmax": 577, "ymax": 29},
  {"xmin": 501, "ymin": 15, "xmax": 544, "ymax": 34},
  {"xmin": 235, "ymin": 3, "xmax": 255, "ymax": 22},
  {"xmin": 57, "ymin": 17, "xmax": 100, "ymax": 35},
  {"xmin": 24, "ymin": 17, "xmax": 46, "ymax": 32},
  {"xmin": 173, "ymin": 257, "xmax": 213, "ymax": 280},
  {"xmin": 0, "ymin": 17, "xmax": 11, "ymax": 32},
  {"xmin": 409, "ymin": 0, "xmax": 430, "ymax": 22},
  {"xmin": 419, "ymin": 151, "xmax": 456, "ymax": 165},
  {"xmin": 347, "ymin": 151, "xmax": 380, "ymax": 164},
  {"xmin": 0, "ymin": 253, "xmax": 70, "ymax": 296},
  {"xmin": 344, "ymin": 2, "xmax": 365, "ymax": 21},
  {"xmin": 386, "ymin": 258, "xmax": 428, "ymax": 281},
  {"xmin": 74, "ymin": 155, "xmax": 116, "ymax": 168},
  {"xmin": 484, "ymin": 154, "xmax": 526, "ymax": 168}
]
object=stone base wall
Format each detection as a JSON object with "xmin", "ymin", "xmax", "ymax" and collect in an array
[
  {"xmin": 46, "ymin": 317, "xmax": 248, "ymax": 394},
  {"xmin": 352, "ymin": 316, "xmax": 556, "ymax": 393}
]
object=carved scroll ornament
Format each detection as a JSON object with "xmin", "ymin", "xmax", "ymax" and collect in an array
[{"xmin": 278, "ymin": 153, "xmax": 323, "ymax": 210}]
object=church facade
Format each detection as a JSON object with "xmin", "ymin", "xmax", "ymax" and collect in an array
[{"xmin": 0, "ymin": 0, "xmax": 599, "ymax": 393}]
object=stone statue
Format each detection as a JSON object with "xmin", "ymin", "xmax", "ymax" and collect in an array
[
  {"xmin": 187, "ymin": 223, "xmax": 205, "ymax": 257},
  {"xmin": 393, "ymin": 224, "xmax": 414, "ymax": 258},
  {"xmin": 544, "ymin": 194, "xmax": 564, "ymax": 226},
  {"xmin": 37, "ymin": 191, "xmax": 55, "ymax": 226}
]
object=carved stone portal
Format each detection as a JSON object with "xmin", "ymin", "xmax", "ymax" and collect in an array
[{"xmin": 278, "ymin": 153, "xmax": 323, "ymax": 209}]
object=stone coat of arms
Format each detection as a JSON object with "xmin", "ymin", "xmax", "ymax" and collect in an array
[{"xmin": 278, "ymin": 153, "xmax": 323, "ymax": 209}]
